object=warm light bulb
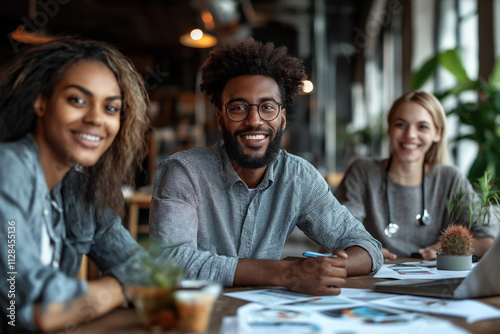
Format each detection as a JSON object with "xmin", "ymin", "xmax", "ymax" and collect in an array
[
  {"xmin": 190, "ymin": 29, "xmax": 203, "ymax": 41},
  {"xmin": 302, "ymin": 80, "xmax": 314, "ymax": 93}
]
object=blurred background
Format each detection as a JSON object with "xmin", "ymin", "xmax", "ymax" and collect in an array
[{"xmin": 1, "ymin": 0, "xmax": 499, "ymax": 256}]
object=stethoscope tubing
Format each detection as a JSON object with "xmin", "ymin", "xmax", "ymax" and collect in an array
[{"xmin": 384, "ymin": 157, "xmax": 430, "ymax": 237}]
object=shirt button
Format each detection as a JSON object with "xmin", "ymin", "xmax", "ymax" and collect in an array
[
  {"xmin": 53, "ymin": 261, "xmax": 59, "ymax": 268},
  {"xmin": 43, "ymin": 209, "xmax": 49, "ymax": 216}
]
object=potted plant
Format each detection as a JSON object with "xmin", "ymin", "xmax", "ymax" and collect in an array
[
  {"xmin": 124, "ymin": 247, "xmax": 184, "ymax": 329},
  {"xmin": 438, "ymin": 171, "xmax": 500, "ymax": 270},
  {"xmin": 437, "ymin": 224, "xmax": 473, "ymax": 270},
  {"xmin": 412, "ymin": 49, "xmax": 500, "ymax": 182}
]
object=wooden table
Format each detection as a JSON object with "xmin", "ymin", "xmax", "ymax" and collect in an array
[
  {"xmin": 124, "ymin": 192, "xmax": 152, "ymax": 240},
  {"xmin": 59, "ymin": 260, "xmax": 500, "ymax": 334}
]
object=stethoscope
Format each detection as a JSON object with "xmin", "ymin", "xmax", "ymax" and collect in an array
[{"xmin": 384, "ymin": 157, "xmax": 431, "ymax": 238}]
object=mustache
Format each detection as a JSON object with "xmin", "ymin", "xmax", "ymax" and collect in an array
[{"xmin": 233, "ymin": 126, "xmax": 273, "ymax": 137}]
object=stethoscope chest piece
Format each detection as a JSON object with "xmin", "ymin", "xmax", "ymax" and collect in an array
[
  {"xmin": 416, "ymin": 209, "xmax": 431, "ymax": 226},
  {"xmin": 384, "ymin": 222, "xmax": 400, "ymax": 238}
]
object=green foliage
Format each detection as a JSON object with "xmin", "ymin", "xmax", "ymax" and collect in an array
[
  {"xmin": 446, "ymin": 188, "xmax": 467, "ymax": 226},
  {"xmin": 412, "ymin": 49, "xmax": 500, "ymax": 182},
  {"xmin": 129, "ymin": 241, "xmax": 184, "ymax": 288},
  {"xmin": 130, "ymin": 257, "xmax": 184, "ymax": 288},
  {"xmin": 445, "ymin": 170, "xmax": 500, "ymax": 229}
]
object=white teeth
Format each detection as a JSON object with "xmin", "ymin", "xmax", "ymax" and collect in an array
[
  {"xmin": 245, "ymin": 135, "xmax": 265, "ymax": 140},
  {"xmin": 402, "ymin": 144, "xmax": 418, "ymax": 149},
  {"xmin": 76, "ymin": 133, "xmax": 101, "ymax": 142}
]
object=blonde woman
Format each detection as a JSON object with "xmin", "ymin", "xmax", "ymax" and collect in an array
[{"xmin": 334, "ymin": 91, "xmax": 498, "ymax": 260}]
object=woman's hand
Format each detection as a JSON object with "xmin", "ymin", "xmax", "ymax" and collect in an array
[
  {"xmin": 382, "ymin": 247, "xmax": 397, "ymax": 260},
  {"xmin": 418, "ymin": 243, "xmax": 440, "ymax": 260}
]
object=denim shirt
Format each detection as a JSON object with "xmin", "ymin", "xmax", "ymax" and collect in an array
[
  {"xmin": 150, "ymin": 141, "xmax": 383, "ymax": 287},
  {"xmin": 0, "ymin": 134, "xmax": 146, "ymax": 331}
]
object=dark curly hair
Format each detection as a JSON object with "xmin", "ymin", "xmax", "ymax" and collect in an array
[
  {"xmin": 0, "ymin": 37, "xmax": 150, "ymax": 218},
  {"xmin": 200, "ymin": 38, "xmax": 306, "ymax": 110}
]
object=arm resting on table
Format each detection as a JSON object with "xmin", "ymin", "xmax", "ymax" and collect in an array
[
  {"xmin": 33, "ymin": 276, "xmax": 126, "ymax": 332},
  {"xmin": 233, "ymin": 246, "xmax": 372, "ymax": 296}
]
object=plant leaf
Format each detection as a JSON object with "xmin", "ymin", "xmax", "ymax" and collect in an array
[
  {"xmin": 489, "ymin": 57, "xmax": 500, "ymax": 85},
  {"xmin": 411, "ymin": 55, "xmax": 439, "ymax": 90},
  {"xmin": 447, "ymin": 79, "xmax": 478, "ymax": 96},
  {"xmin": 439, "ymin": 49, "xmax": 471, "ymax": 82},
  {"xmin": 468, "ymin": 155, "xmax": 488, "ymax": 183}
]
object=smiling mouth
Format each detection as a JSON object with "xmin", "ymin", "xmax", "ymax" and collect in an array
[
  {"xmin": 401, "ymin": 143, "xmax": 418, "ymax": 149},
  {"xmin": 243, "ymin": 134, "xmax": 266, "ymax": 140},
  {"xmin": 75, "ymin": 132, "xmax": 103, "ymax": 142}
]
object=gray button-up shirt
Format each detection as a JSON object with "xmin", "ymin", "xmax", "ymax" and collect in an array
[
  {"xmin": 150, "ymin": 141, "xmax": 383, "ymax": 287},
  {"xmin": 0, "ymin": 135, "xmax": 147, "ymax": 331}
]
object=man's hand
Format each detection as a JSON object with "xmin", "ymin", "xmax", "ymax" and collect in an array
[
  {"xmin": 233, "ymin": 246, "xmax": 373, "ymax": 295},
  {"xmin": 281, "ymin": 250, "xmax": 348, "ymax": 295},
  {"xmin": 382, "ymin": 247, "xmax": 397, "ymax": 260}
]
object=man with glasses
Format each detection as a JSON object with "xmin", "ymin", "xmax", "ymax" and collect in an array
[{"xmin": 150, "ymin": 38, "xmax": 383, "ymax": 296}]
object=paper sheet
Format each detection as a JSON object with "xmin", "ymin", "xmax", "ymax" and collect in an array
[
  {"xmin": 225, "ymin": 287, "xmax": 500, "ymax": 324},
  {"xmin": 370, "ymin": 295, "xmax": 500, "ymax": 323},
  {"xmin": 224, "ymin": 287, "xmax": 312, "ymax": 305},
  {"xmin": 374, "ymin": 263, "xmax": 473, "ymax": 280},
  {"xmin": 228, "ymin": 302, "xmax": 470, "ymax": 334}
]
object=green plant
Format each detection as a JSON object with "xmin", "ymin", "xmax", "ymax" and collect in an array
[
  {"xmin": 127, "ymin": 241, "xmax": 184, "ymax": 288},
  {"xmin": 125, "ymin": 246, "xmax": 185, "ymax": 330},
  {"xmin": 446, "ymin": 170, "xmax": 500, "ymax": 229},
  {"xmin": 129, "ymin": 257, "xmax": 184, "ymax": 288},
  {"xmin": 439, "ymin": 224, "xmax": 473, "ymax": 255},
  {"xmin": 412, "ymin": 49, "xmax": 500, "ymax": 182}
]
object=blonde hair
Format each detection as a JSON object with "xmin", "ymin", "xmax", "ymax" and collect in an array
[{"xmin": 387, "ymin": 91, "xmax": 448, "ymax": 165}]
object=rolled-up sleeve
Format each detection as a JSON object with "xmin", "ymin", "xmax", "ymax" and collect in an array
[
  {"xmin": 296, "ymin": 164, "xmax": 383, "ymax": 273},
  {"xmin": 88, "ymin": 206, "xmax": 149, "ymax": 284}
]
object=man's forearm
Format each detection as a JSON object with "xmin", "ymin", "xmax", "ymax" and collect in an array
[
  {"xmin": 232, "ymin": 253, "xmax": 353, "ymax": 296},
  {"xmin": 344, "ymin": 246, "xmax": 374, "ymax": 276},
  {"xmin": 233, "ymin": 258, "xmax": 289, "ymax": 287}
]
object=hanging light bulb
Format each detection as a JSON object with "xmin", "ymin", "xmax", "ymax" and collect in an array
[
  {"xmin": 10, "ymin": 0, "xmax": 55, "ymax": 44},
  {"xmin": 190, "ymin": 29, "xmax": 204, "ymax": 40},
  {"xmin": 10, "ymin": 25, "xmax": 54, "ymax": 44},
  {"xmin": 302, "ymin": 80, "xmax": 314, "ymax": 94},
  {"xmin": 179, "ymin": 28, "xmax": 218, "ymax": 48}
]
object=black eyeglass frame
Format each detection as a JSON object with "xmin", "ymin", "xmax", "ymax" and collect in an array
[{"xmin": 224, "ymin": 100, "xmax": 283, "ymax": 122}]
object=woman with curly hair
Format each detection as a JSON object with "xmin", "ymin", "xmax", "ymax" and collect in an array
[
  {"xmin": 0, "ymin": 37, "xmax": 150, "ymax": 332},
  {"xmin": 150, "ymin": 38, "xmax": 383, "ymax": 297}
]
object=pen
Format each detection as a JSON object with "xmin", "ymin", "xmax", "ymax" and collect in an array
[{"xmin": 303, "ymin": 251, "xmax": 337, "ymax": 258}]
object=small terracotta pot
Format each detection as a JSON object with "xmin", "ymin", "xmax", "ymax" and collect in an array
[{"xmin": 436, "ymin": 253, "xmax": 472, "ymax": 271}]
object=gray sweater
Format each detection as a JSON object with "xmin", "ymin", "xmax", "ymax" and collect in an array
[{"xmin": 334, "ymin": 158, "xmax": 499, "ymax": 258}]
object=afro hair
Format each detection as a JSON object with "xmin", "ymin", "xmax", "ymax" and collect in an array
[{"xmin": 200, "ymin": 38, "xmax": 306, "ymax": 110}]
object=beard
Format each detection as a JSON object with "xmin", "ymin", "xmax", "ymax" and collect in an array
[{"xmin": 222, "ymin": 123, "xmax": 284, "ymax": 169}]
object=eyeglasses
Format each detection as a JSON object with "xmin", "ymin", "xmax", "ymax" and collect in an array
[{"xmin": 225, "ymin": 100, "xmax": 282, "ymax": 122}]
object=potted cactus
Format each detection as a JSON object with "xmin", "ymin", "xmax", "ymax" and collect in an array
[
  {"xmin": 437, "ymin": 171, "xmax": 499, "ymax": 270},
  {"xmin": 437, "ymin": 224, "xmax": 473, "ymax": 270}
]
